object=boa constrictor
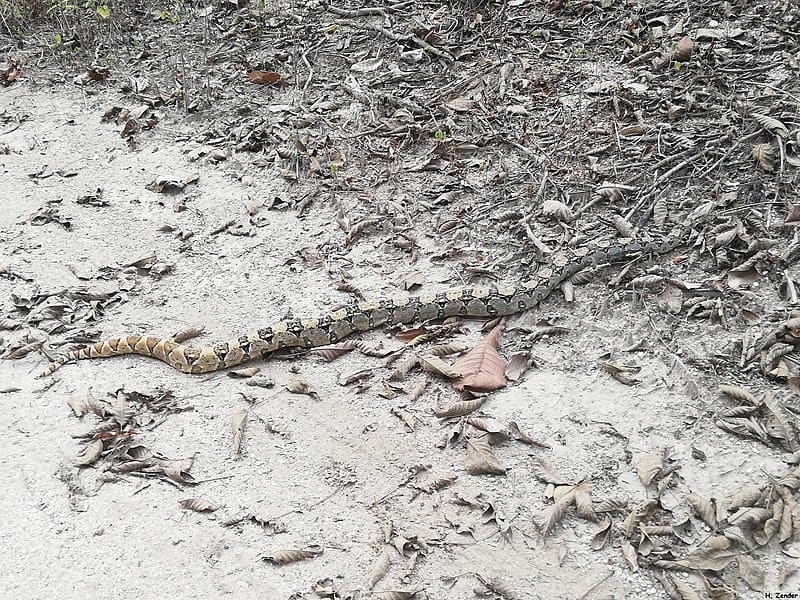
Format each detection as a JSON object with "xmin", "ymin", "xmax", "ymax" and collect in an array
[{"xmin": 41, "ymin": 226, "xmax": 690, "ymax": 376}]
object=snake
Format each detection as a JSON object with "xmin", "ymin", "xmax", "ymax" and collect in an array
[{"xmin": 40, "ymin": 225, "xmax": 691, "ymax": 377}]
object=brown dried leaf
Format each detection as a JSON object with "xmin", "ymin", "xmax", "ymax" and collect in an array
[
  {"xmin": 179, "ymin": 498, "xmax": 222, "ymax": 512},
  {"xmin": 667, "ymin": 573, "xmax": 703, "ymax": 600},
  {"xmin": 687, "ymin": 494, "xmax": 718, "ymax": 529},
  {"xmin": 452, "ymin": 323, "xmax": 508, "ymax": 392},
  {"xmin": 737, "ymin": 555, "xmax": 764, "ymax": 591},
  {"xmin": 312, "ymin": 341, "xmax": 358, "ymax": 363},
  {"xmin": 391, "ymin": 407, "xmax": 416, "ymax": 432},
  {"xmin": 591, "ymin": 516, "xmax": 613, "ymax": 550},
  {"xmin": 505, "ymin": 351, "xmax": 532, "ymax": 382},
  {"xmin": 171, "ymin": 326, "xmax": 204, "ymax": 344},
  {"xmin": 574, "ymin": 480, "xmax": 598, "ymax": 522},
  {"xmin": 752, "ymin": 142, "xmax": 775, "ymax": 171},
  {"xmin": 417, "ymin": 353, "xmax": 461, "ymax": 378},
  {"xmin": 75, "ymin": 439, "xmax": 104, "ymax": 466},
  {"xmin": 508, "ymin": 421, "xmax": 549, "ymax": 447},
  {"xmin": 434, "ymin": 397, "xmax": 485, "ymax": 418},
  {"xmin": 259, "ymin": 546, "xmax": 323, "ymax": 565},
  {"xmin": 636, "ymin": 448, "xmax": 665, "ymax": 485},
  {"xmin": 533, "ymin": 487, "xmax": 577, "ymax": 536},
  {"xmin": 373, "ymin": 592, "xmax": 419, "ymax": 600},
  {"xmin": 719, "ymin": 384, "xmax": 761, "ymax": 406},
  {"xmin": 621, "ymin": 538, "xmax": 639, "ymax": 571},
  {"xmin": 285, "ymin": 377, "xmax": 319, "ymax": 399},
  {"xmin": 368, "ymin": 547, "xmax": 391, "ymax": 589},
  {"xmin": 465, "ymin": 435, "xmax": 506, "ymax": 475},
  {"xmin": 752, "ymin": 112, "xmax": 789, "ymax": 139},
  {"xmin": 247, "ymin": 70, "xmax": 282, "ymax": 85},
  {"xmin": 231, "ymin": 407, "xmax": 247, "ymax": 458}
]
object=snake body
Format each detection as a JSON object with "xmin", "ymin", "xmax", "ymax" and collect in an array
[{"xmin": 41, "ymin": 228, "xmax": 688, "ymax": 376}]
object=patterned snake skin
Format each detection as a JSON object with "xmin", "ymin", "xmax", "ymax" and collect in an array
[{"xmin": 41, "ymin": 226, "xmax": 691, "ymax": 376}]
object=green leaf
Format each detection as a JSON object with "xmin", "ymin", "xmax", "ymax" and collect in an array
[
  {"xmin": 96, "ymin": 4, "xmax": 111, "ymax": 19},
  {"xmin": 53, "ymin": 32, "xmax": 63, "ymax": 46}
]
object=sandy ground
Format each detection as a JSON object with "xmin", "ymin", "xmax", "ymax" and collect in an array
[{"xmin": 1, "ymin": 83, "xmax": 796, "ymax": 600}]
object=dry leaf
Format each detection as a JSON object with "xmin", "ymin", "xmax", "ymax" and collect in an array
[
  {"xmin": 621, "ymin": 538, "xmax": 639, "ymax": 571},
  {"xmin": 737, "ymin": 555, "xmax": 764, "ymax": 591},
  {"xmin": 452, "ymin": 324, "xmax": 508, "ymax": 392},
  {"xmin": 434, "ymin": 397, "xmax": 485, "ymax": 418},
  {"xmin": 505, "ymin": 351, "xmax": 532, "ymax": 382},
  {"xmin": 752, "ymin": 112, "xmax": 789, "ymax": 139},
  {"xmin": 247, "ymin": 71, "xmax": 282, "ymax": 85},
  {"xmin": 368, "ymin": 548, "xmax": 391, "ymax": 589},
  {"xmin": 285, "ymin": 377, "xmax": 319, "ymax": 399},
  {"xmin": 75, "ymin": 439, "xmax": 104, "ymax": 466},
  {"xmin": 719, "ymin": 384, "xmax": 761, "ymax": 406},
  {"xmin": 179, "ymin": 498, "xmax": 221, "ymax": 512},
  {"xmin": 687, "ymin": 494, "xmax": 718, "ymax": 529},
  {"xmin": 465, "ymin": 435, "xmax": 506, "ymax": 475},
  {"xmin": 259, "ymin": 546, "xmax": 323, "ymax": 565},
  {"xmin": 591, "ymin": 516, "xmax": 613, "ymax": 550},
  {"xmin": 636, "ymin": 448, "xmax": 665, "ymax": 485},
  {"xmin": 752, "ymin": 143, "xmax": 775, "ymax": 171},
  {"xmin": 231, "ymin": 407, "xmax": 248, "ymax": 458},
  {"xmin": 311, "ymin": 340, "xmax": 358, "ymax": 362},
  {"xmin": 574, "ymin": 481, "xmax": 598, "ymax": 522},
  {"xmin": 172, "ymin": 326, "xmax": 204, "ymax": 343},
  {"xmin": 418, "ymin": 353, "xmax": 461, "ymax": 378}
]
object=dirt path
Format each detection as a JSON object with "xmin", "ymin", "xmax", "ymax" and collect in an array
[{"xmin": 2, "ymin": 1, "xmax": 800, "ymax": 597}]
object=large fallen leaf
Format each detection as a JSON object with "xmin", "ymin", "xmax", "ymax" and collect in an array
[{"xmin": 452, "ymin": 324, "xmax": 508, "ymax": 392}]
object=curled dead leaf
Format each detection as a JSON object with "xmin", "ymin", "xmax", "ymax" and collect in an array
[
  {"xmin": 259, "ymin": 546, "xmax": 323, "ymax": 565},
  {"xmin": 179, "ymin": 498, "xmax": 222, "ymax": 512},
  {"xmin": 285, "ymin": 377, "xmax": 319, "ymax": 399},
  {"xmin": 434, "ymin": 397, "xmax": 485, "ymax": 419},
  {"xmin": 75, "ymin": 439, "xmax": 104, "ymax": 466},
  {"xmin": 368, "ymin": 548, "xmax": 391, "ymax": 589}
]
